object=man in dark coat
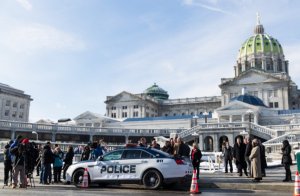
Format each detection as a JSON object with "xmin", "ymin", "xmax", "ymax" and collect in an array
[
  {"xmin": 40, "ymin": 142, "xmax": 54, "ymax": 184},
  {"xmin": 282, "ymin": 140, "xmax": 292, "ymax": 182},
  {"xmin": 63, "ymin": 146, "xmax": 74, "ymax": 180},
  {"xmin": 258, "ymin": 140, "xmax": 267, "ymax": 177},
  {"xmin": 222, "ymin": 142, "xmax": 233, "ymax": 173},
  {"xmin": 233, "ymin": 137, "xmax": 248, "ymax": 177},
  {"xmin": 3, "ymin": 143, "xmax": 12, "ymax": 186},
  {"xmin": 244, "ymin": 137, "xmax": 252, "ymax": 176}
]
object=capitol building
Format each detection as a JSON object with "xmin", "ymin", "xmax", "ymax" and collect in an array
[
  {"xmin": 1, "ymin": 18, "xmax": 300, "ymax": 152},
  {"xmin": 72, "ymin": 18, "xmax": 300, "ymax": 152}
]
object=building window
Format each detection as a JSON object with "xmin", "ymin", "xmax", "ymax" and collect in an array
[
  {"xmin": 6, "ymin": 100, "xmax": 11, "ymax": 107},
  {"xmin": 19, "ymin": 112, "xmax": 24, "ymax": 119},
  {"xmin": 111, "ymin": 106, "xmax": 116, "ymax": 110},
  {"xmin": 12, "ymin": 111, "xmax": 17, "ymax": 118},
  {"xmin": 86, "ymin": 123, "xmax": 92, "ymax": 127},
  {"xmin": 122, "ymin": 106, "xmax": 127, "ymax": 110},
  {"xmin": 4, "ymin": 110, "xmax": 9, "ymax": 116},
  {"xmin": 268, "ymin": 90, "xmax": 273, "ymax": 98},
  {"xmin": 133, "ymin": 105, "xmax": 139, "ymax": 109},
  {"xmin": 122, "ymin": 112, "xmax": 127, "ymax": 118},
  {"xmin": 20, "ymin": 104, "xmax": 25, "ymax": 109},
  {"xmin": 269, "ymin": 102, "xmax": 273, "ymax": 108},
  {"xmin": 274, "ymin": 102, "xmax": 279, "ymax": 108},
  {"xmin": 133, "ymin": 111, "xmax": 139, "ymax": 117},
  {"xmin": 274, "ymin": 90, "xmax": 278, "ymax": 97},
  {"xmin": 13, "ymin": 102, "xmax": 18, "ymax": 108},
  {"xmin": 94, "ymin": 123, "xmax": 101, "ymax": 127},
  {"xmin": 111, "ymin": 113, "xmax": 116, "ymax": 118}
]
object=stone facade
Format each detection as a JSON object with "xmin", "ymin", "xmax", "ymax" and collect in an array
[
  {"xmin": 105, "ymin": 91, "xmax": 221, "ymax": 120},
  {"xmin": 0, "ymin": 83, "xmax": 32, "ymax": 122}
]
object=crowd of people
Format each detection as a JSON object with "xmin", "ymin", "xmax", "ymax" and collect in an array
[
  {"xmin": 2, "ymin": 134, "xmax": 293, "ymax": 189},
  {"xmin": 221, "ymin": 136, "xmax": 292, "ymax": 183},
  {"xmin": 3, "ymin": 135, "xmax": 109, "ymax": 189}
]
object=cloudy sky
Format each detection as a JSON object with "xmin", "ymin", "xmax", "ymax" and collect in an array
[{"xmin": 1, "ymin": 0, "xmax": 300, "ymax": 122}]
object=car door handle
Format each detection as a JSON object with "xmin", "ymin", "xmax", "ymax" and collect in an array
[{"xmin": 141, "ymin": 160, "xmax": 148, "ymax": 163}]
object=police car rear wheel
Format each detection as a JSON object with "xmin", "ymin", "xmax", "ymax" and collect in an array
[
  {"xmin": 73, "ymin": 169, "xmax": 89, "ymax": 188},
  {"xmin": 142, "ymin": 169, "xmax": 162, "ymax": 190}
]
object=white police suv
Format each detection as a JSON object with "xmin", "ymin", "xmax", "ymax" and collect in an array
[{"xmin": 66, "ymin": 146, "xmax": 192, "ymax": 189}]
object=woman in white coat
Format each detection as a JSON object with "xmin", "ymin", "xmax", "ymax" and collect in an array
[{"xmin": 249, "ymin": 139, "xmax": 262, "ymax": 182}]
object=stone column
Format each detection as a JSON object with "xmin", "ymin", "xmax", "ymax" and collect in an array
[
  {"xmin": 51, "ymin": 133, "xmax": 56, "ymax": 142},
  {"xmin": 11, "ymin": 130, "xmax": 16, "ymax": 140},
  {"xmin": 199, "ymin": 134, "xmax": 203, "ymax": 151},
  {"xmin": 213, "ymin": 134, "xmax": 218, "ymax": 152},
  {"xmin": 229, "ymin": 115, "xmax": 233, "ymax": 123},
  {"xmin": 241, "ymin": 114, "xmax": 245, "ymax": 122}
]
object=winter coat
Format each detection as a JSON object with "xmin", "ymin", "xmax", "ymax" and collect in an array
[
  {"xmin": 64, "ymin": 150, "xmax": 74, "ymax": 165},
  {"xmin": 174, "ymin": 143, "xmax": 190, "ymax": 157},
  {"xmin": 191, "ymin": 148, "xmax": 202, "ymax": 167},
  {"xmin": 41, "ymin": 145, "xmax": 54, "ymax": 164},
  {"xmin": 233, "ymin": 143, "xmax": 246, "ymax": 162},
  {"xmin": 223, "ymin": 146, "xmax": 233, "ymax": 160},
  {"xmin": 260, "ymin": 144, "xmax": 267, "ymax": 169},
  {"xmin": 249, "ymin": 145, "xmax": 262, "ymax": 179},
  {"xmin": 281, "ymin": 141, "xmax": 292, "ymax": 165},
  {"xmin": 53, "ymin": 150, "xmax": 64, "ymax": 167},
  {"xmin": 80, "ymin": 149, "xmax": 90, "ymax": 161}
]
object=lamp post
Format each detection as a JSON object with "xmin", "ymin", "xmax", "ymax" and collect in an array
[
  {"xmin": 192, "ymin": 115, "xmax": 199, "ymax": 127},
  {"xmin": 203, "ymin": 111, "xmax": 209, "ymax": 123},
  {"xmin": 32, "ymin": 131, "xmax": 38, "ymax": 141},
  {"xmin": 246, "ymin": 109, "xmax": 253, "ymax": 138}
]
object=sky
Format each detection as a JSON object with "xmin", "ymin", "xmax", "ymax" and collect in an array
[{"xmin": 1, "ymin": 0, "xmax": 300, "ymax": 122}]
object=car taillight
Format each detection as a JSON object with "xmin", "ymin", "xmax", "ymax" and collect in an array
[{"xmin": 175, "ymin": 159, "xmax": 185, "ymax": 165}]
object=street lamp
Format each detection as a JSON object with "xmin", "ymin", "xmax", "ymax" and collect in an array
[
  {"xmin": 32, "ymin": 131, "xmax": 38, "ymax": 141},
  {"xmin": 203, "ymin": 111, "xmax": 209, "ymax": 123},
  {"xmin": 192, "ymin": 115, "xmax": 199, "ymax": 127},
  {"xmin": 246, "ymin": 109, "xmax": 253, "ymax": 138}
]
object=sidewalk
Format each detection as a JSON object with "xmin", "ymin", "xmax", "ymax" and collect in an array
[
  {"xmin": 198, "ymin": 164, "xmax": 295, "ymax": 192},
  {"xmin": 0, "ymin": 163, "xmax": 295, "ymax": 192}
]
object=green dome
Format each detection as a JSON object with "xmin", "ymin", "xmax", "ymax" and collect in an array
[
  {"xmin": 144, "ymin": 83, "xmax": 169, "ymax": 100},
  {"xmin": 235, "ymin": 17, "xmax": 287, "ymax": 76},
  {"xmin": 238, "ymin": 34, "xmax": 284, "ymax": 58}
]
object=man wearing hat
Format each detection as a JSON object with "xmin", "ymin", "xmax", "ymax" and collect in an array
[{"xmin": 10, "ymin": 138, "xmax": 29, "ymax": 188}]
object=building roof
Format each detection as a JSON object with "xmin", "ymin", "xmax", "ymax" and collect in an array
[
  {"xmin": 230, "ymin": 94, "xmax": 266, "ymax": 107},
  {"xmin": 144, "ymin": 83, "xmax": 169, "ymax": 100}
]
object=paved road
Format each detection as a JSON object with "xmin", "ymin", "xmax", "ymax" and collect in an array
[
  {"xmin": 0, "ymin": 186, "xmax": 293, "ymax": 196},
  {"xmin": 0, "ymin": 162, "xmax": 295, "ymax": 195}
]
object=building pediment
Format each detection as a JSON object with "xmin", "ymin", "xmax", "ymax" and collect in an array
[
  {"xmin": 220, "ymin": 69, "xmax": 288, "ymax": 87},
  {"xmin": 105, "ymin": 91, "xmax": 144, "ymax": 104},
  {"xmin": 73, "ymin": 111, "xmax": 103, "ymax": 120}
]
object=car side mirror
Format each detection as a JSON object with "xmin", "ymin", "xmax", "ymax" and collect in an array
[{"xmin": 98, "ymin": 156, "xmax": 104, "ymax": 161}]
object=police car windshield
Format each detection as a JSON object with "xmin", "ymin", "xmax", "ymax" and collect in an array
[{"xmin": 148, "ymin": 148, "xmax": 172, "ymax": 158}]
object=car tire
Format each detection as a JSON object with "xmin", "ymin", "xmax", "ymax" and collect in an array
[
  {"xmin": 142, "ymin": 169, "xmax": 163, "ymax": 190},
  {"xmin": 73, "ymin": 169, "xmax": 89, "ymax": 188}
]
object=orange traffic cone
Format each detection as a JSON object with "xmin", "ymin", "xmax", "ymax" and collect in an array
[
  {"xmin": 81, "ymin": 168, "xmax": 89, "ymax": 188},
  {"xmin": 190, "ymin": 169, "xmax": 200, "ymax": 194},
  {"xmin": 294, "ymin": 171, "xmax": 300, "ymax": 196}
]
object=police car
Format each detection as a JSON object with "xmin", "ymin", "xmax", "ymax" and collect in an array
[{"xmin": 66, "ymin": 146, "xmax": 192, "ymax": 189}]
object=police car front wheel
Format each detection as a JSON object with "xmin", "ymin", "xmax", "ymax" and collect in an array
[
  {"xmin": 142, "ymin": 169, "xmax": 163, "ymax": 190},
  {"xmin": 73, "ymin": 169, "xmax": 90, "ymax": 188}
]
